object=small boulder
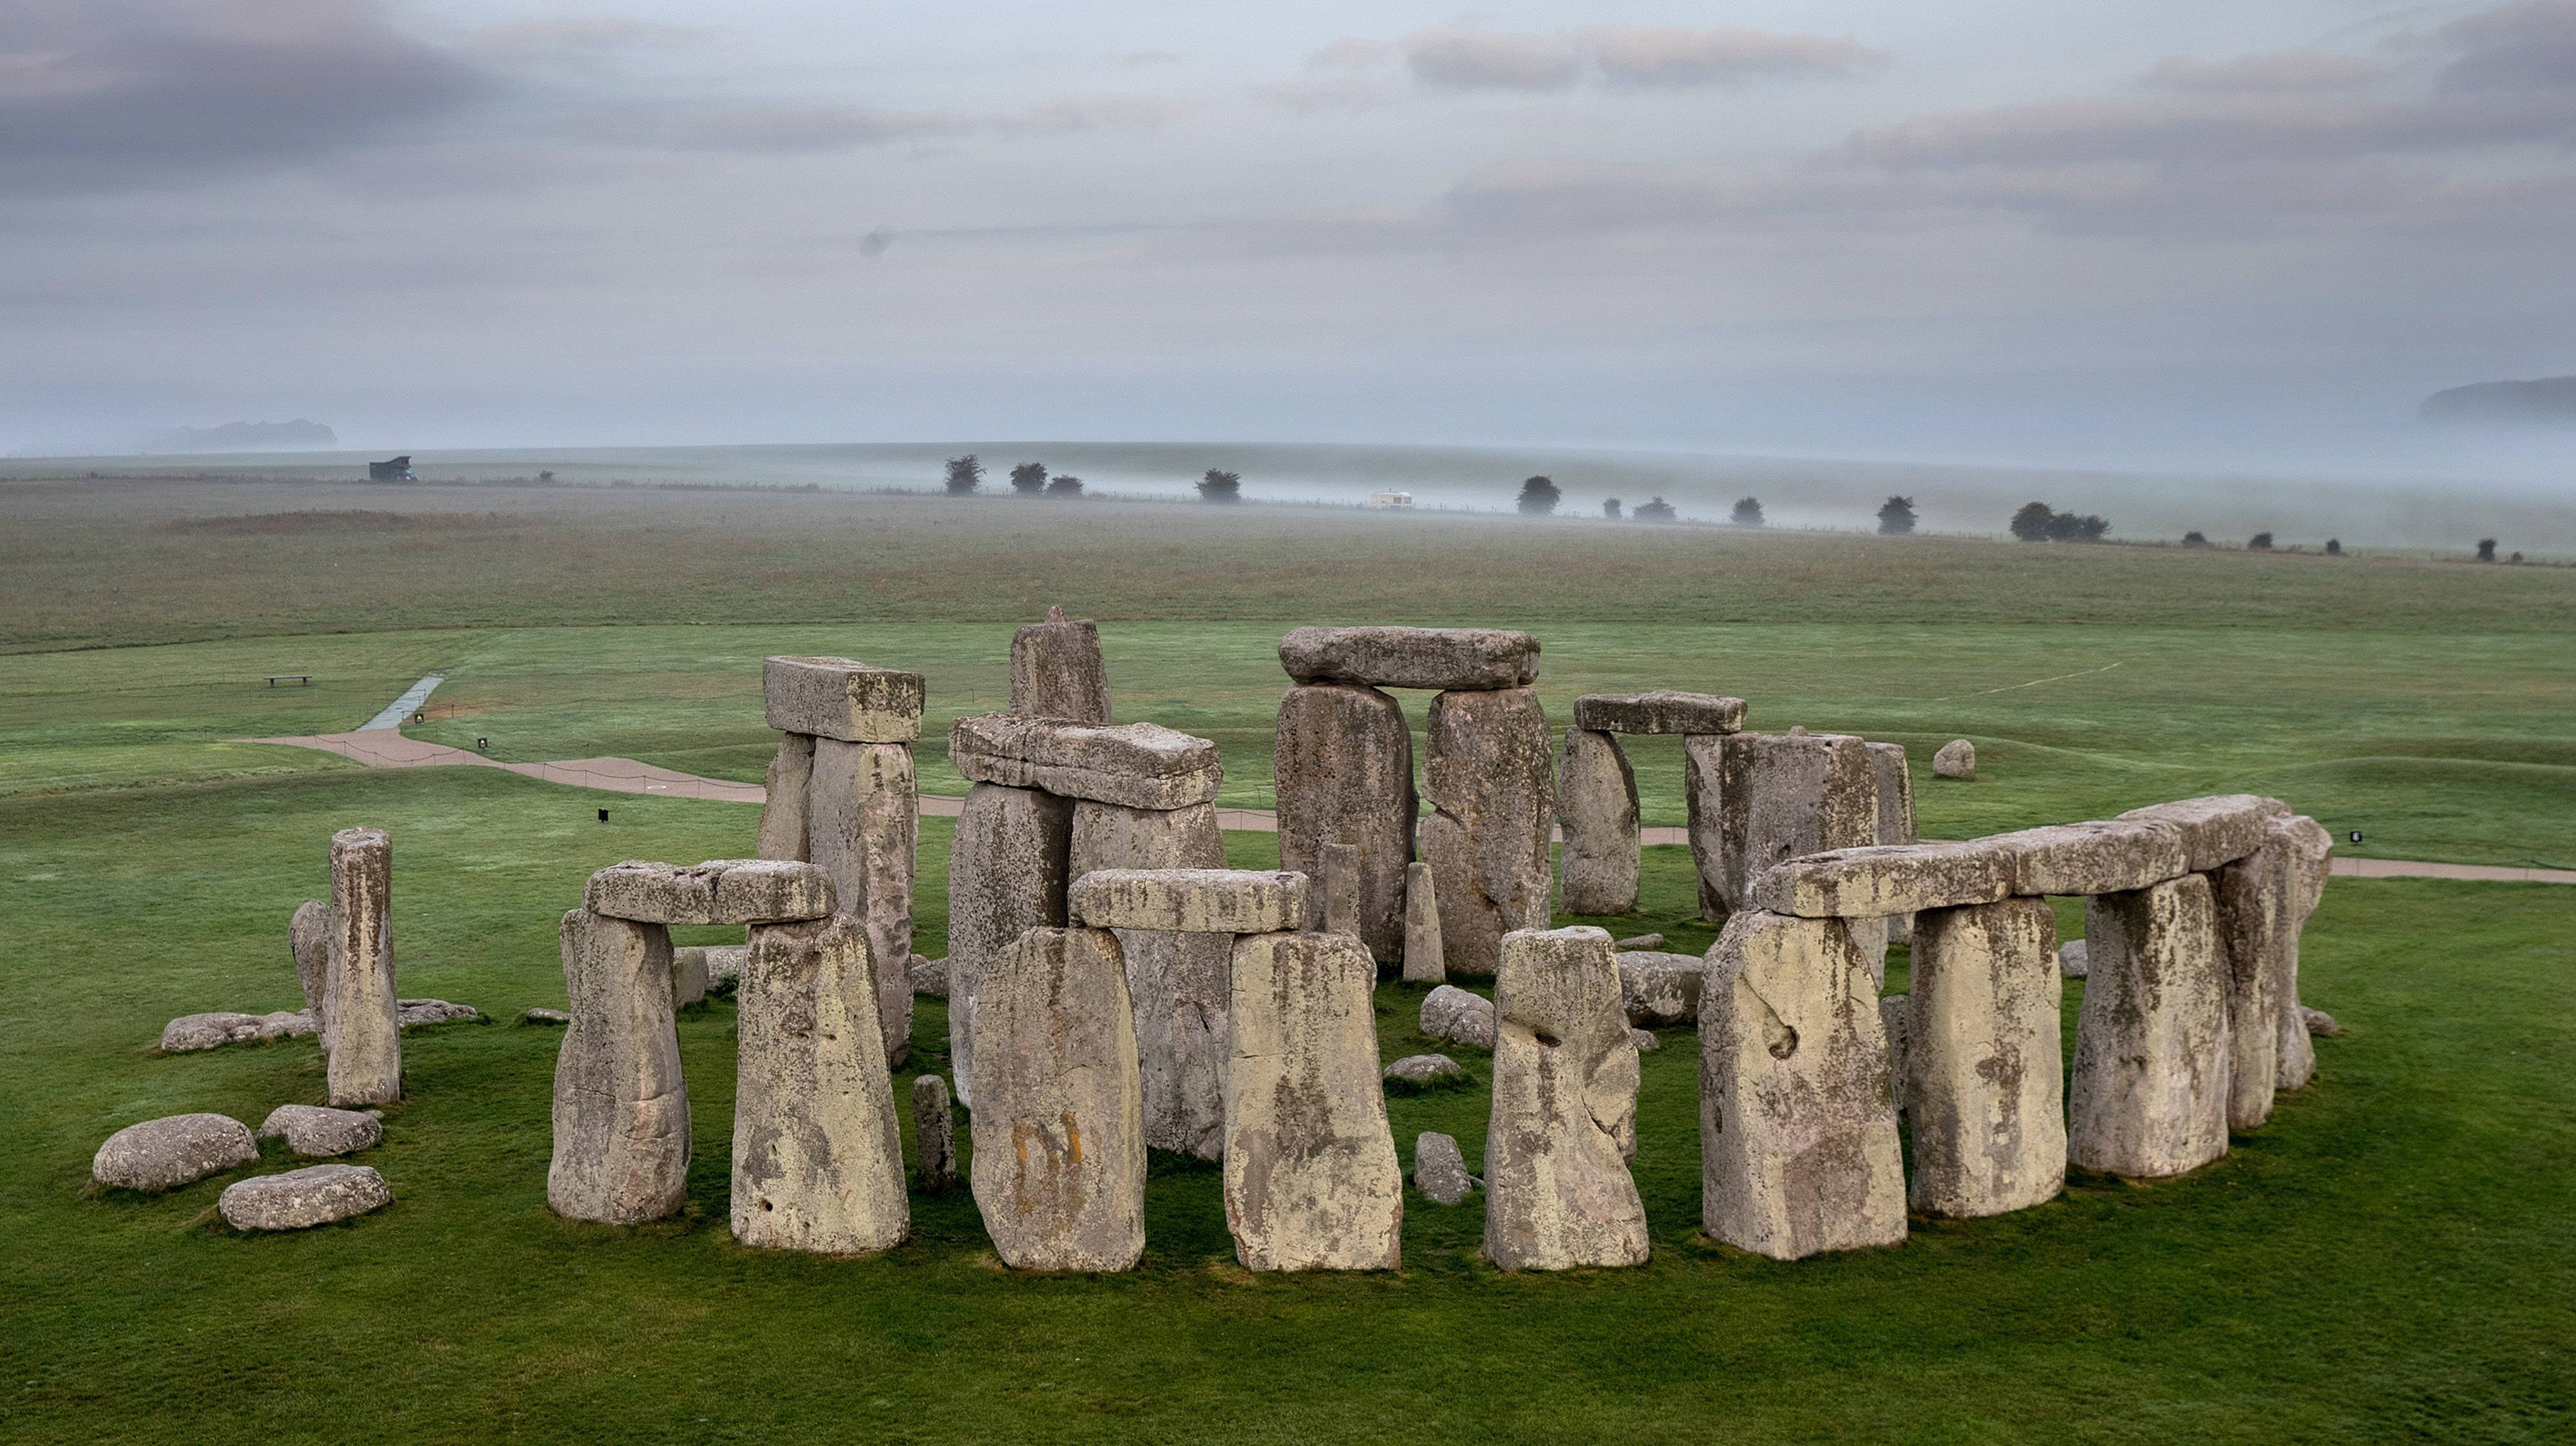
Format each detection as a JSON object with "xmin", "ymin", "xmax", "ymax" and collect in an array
[
  {"xmin": 2302, "ymin": 1005, "xmax": 2342, "ymax": 1037},
  {"xmin": 1383, "ymin": 1053, "xmax": 1466, "ymax": 1089},
  {"xmin": 1419, "ymin": 984, "xmax": 1496, "ymax": 1050},
  {"xmin": 2059, "ymin": 938, "xmax": 2088, "ymax": 978},
  {"xmin": 520, "ymin": 1007, "xmax": 571, "ymax": 1025},
  {"xmin": 257, "ymin": 1104, "xmax": 383, "ymax": 1159},
  {"xmin": 1615, "ymin": 951, "xmax": 1704, "ymax": 1027},
  {"xmin": 1630, "ymin": 1028, "xmax": 1659, "ymax": 1052},
  {"xmin": 907, "ymin": 953, "xmax": 947, "ymax": 998},
  {"xmin": 396, "ymin": 999, "xmax": 479, "ymax": 1029},
  {"xmin": 1933, "ymin": 739, "xmax": 1976, "ymax": 781},
  {"xmin": 219, "ymin": 1164, "xmax": 392, "ymax": 1231},
  {"xmin": 159, "ymin": 1011, "xmax": 314, "ymax": 1052},
  {"xmin": 1611, "ymin": 933, "xmax": 1664, "ymax": 951},
  {"xmin": 93, "ymin": 1114, "xmax": 258, "ymax": 1192},
  {"xmin": 1413, "ymin": 1131, "xmax": 1479, "ymax": 1205}
]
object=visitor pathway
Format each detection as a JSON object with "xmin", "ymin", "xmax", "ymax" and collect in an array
[{"xmin": 360, "ymin": 674, "xmax": 444, "ymax": 732}]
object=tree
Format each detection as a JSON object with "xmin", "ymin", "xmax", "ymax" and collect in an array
[
  {"xmin": 1731, "ymin": 496, "xmax": 1765, "ymax": 527},
  {"xmin": 1045, "ymin": 473, "xmax": 1083, "ymax": 499},
  {"xmin": 1517, "ymin": 475, "xmax": 1560, "ymax": 517},
  {"xmin": 1198, "ymin": 468, "xmax": 1242, "ymax": 504},
  {"xmin": 2476, "ymin": 538, "xmax": 2497, "ymax": 562},
  {"xmin": 943, "ymin": 454, "xmax": 983, "ymax": 495},
  {"xmin": 1877, "ymin": 495, "xmax": 1917, "ymax": 535},
  {"xmin": 1635, "ymin": 496, "xmax": 1676, "ymax": 522},
  {"xmin": 2248, "ymin": 531, "xmax": 2274, "ymax": 551},
  {"xmin": 1009, "ymin": 462, "xmax": 1048, "ymax": 496},
  {"xmin": 2069, "ymin": 514, "xmax": 2110, "ymax": 542},
  {"xmin": 2325, "ymin": 538, "xmax": 2342, "ymax": 556},
  {"xmin": 2183, "ymin": 530, "xmax": 2209, "ymax": 547},
  {"xmin": 2010, "ymin": 502, "xmax": 2056, "ymax": 541},
  {"xmin": 1602, "ymin": 498, "xmax": 1622, "ymax": 520}
]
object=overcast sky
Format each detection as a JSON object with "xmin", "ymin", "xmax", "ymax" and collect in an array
[{"xmin": 6, "ymin": 1, "xmax": 2575, "ymax": 479}]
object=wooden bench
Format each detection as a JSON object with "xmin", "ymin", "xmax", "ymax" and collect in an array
[{"xmin": 264, "ymin": 675, "xmax": 313, "ymax": 687}]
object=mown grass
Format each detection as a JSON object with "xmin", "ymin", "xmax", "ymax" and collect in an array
[{"xmin": 3, "ymin": 766, "xmax": 2568, "ymax": 1443}]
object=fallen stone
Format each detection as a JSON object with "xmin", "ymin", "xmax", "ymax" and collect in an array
[
  {"xmin": 2059, "ymin": 938, "xmax": 2088, "ymax": 978},
  {"xmin": 2069, "ymin": 875, "xmax": 2230, "ymax": 1178},
  {"xmin": 1224, "ymin": 931, "xmax": 1403, "ymax": 1271},
  {"xmin": 754, "ymin": 732, "xmax": 815, "ymax": 862},
  {"xmin": 325, "ymin": 826, "xmax": 401, "ymax": 1108},
  {"xmin": 522, "ymin": 1007, "xmax": 571, "ymax": 1025},
  {"xmin": 913, "ymin": 1074, "xmax": 957, "ymax": 1192},
  {"xmin": 582, "ymin": 858, "xmax": 836, "ymax": 927},
  {"xmin": 159, "ymin": 1010, "xmax": 316, "ymax": 1052},
  {"xmin": 1984, "ymin": 820, "xmax": 2189, "ymax": 897},
  {"xmin": 1066, "ymin": 868, "xmax": 1309, "ymax": 935},
  {"xmin": 92, "ymin": 1113, "xmax": 258, "ymax": 1193},
  {"xmin": 1070, "ymin": 801, "xmax": 1231, "ymax": 1160},
  {"xmin": 950, "ymin": 713, "xmax": 1222, "ymax": 810},
  {"xmin": 1933, "ymin": 739, "xmax": 1975, "ymax": 780},
  {"xmin": 1689, "ymin": 731, "xmax": 1879, "ymax": 924},
  {"xmin": 1571, "ymin": 690, "xmax": 1747, "ymax": 736},
  {"xmin": 670, "ymin": 947, "xmax": 710, "ymax": 1008},
  {"xmin": 732, "ymin": 913, "xmax": 908, "ymax": 1255},
  {"xmin": 1906, "ymin": 897, "xmax": 2067, "ymax": 1217},
  {"xmin": 1011, "ymin": 607, "xmax": 1113, "ymax": 723},
  {"xmin": 1486, "ymin": 927, "xmax": 1647, "ymax": 1270},
  {"xmin": 1422, "ymin": 685, "xmax": 1554, "ymax": 976},
  {"xmin": 218, "ymin": 1163, "xmax": 392, "ymax": 1230},
  {"xmin": 1318, "ymin": 841, "xmax": 1362, "ymax": 937},
  {"xmin": 396, "ymin": 999, "xmax": 478, "ymax": 1029},
  {"xmin": 704, "ymin": 944, "xmax": 747, "ymax": 989},
  {"xmin": 289, "ymin": 899, "xmax": 334, "ymax": 1014},
  {"xmin": 1699, "ymin": 910, "xmax": 1907, "ymax": 1260},
  {"xmin": 1413, "ymin": 1131, "xmax": 1479, "ymax": 1205},
  {"xmin": 1278, "ymin": 625, "xmax": 1539, "ymax": 691},
  {"xmin": 1402, "ymin": 861, "xmax": 1446, "ymax": 984},
  {"xmin": 1751, "ymin": 841, "xmax": 2011, "ymax": 920},
  {"xmin": 1611, "ymin": 933, "xmax": 1664, "ymax": 951},
  {"xmin": 548, "ymin": 908, "xmax": 689, "ymax": 1224},
  {"xmin": 1275, "ymin": 682, "xmax": 1417, "ymax": 962},
  {"xmin": 1558, "ymin": 728, "xmax": 1641, "ymax": 915},
  {"xmin": 970, "ymin": 928, "xmax": 1146, "ymax": 1271},
  {"xmin": 1879, "ymin": 994, "xmax": 1908, "ymax": 1112},
  {"xmin": 1382, "ymin": 1052, "xmax": 1466, "ymax": 1088},
  {"xmin": 907, "ymin": 953, "xmax": 944, "ymax": 997},
  {"xmin": 762, "ymin": 655, "xmax": 924, "ymax": 744},
  {"xmin": 945, "ymin": 782, "xmax": 1072, "ymax": 1108},
  {"xmin": 257, "ymin": 1104, "xmax": 382, "ymax": 1159},
  {"xmin": 1419, "ymin": 984, "xmax": 1496, "ymax": 1049},
  {"xmin": 2271, "ymin": 815, "xmax": 2335, "ymax": 1092},
  {"xmin": 2303, "ymin": 1005, "xmax": 2341, "ymax": 1036},
  {"xmin": 1630, "ymin": 1027, "xmax": 1659, "ymax": 1051},
  {"xmin": 1616, "ymin": 951, "xmax": 1705, "ymax": 1028},
  {"xmin": 807, "ymin": 737, "xmax": 917, "ymax": 1065},
  {"xmin": 2119, "ymin": 794, "xmax": 2288, "ymax": 873}
]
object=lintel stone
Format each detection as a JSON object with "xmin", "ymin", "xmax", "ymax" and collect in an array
[
  {"xmin": 583, "ymin": 859, "xmax": 836, "ymax": 926},
  {"xmin": 1571, "ymin": 690, "xmax": 1747, "ymax": 736},
  {"xmin": 1278, "ymin": 625, "xmax": 1539, "ymax": 691},
  {"xmin": 1067, "ymin": 869, "xmax": 1309, "ymax": 935},
  {"xmin": 2116, "ymin": 794, "xmax": 2288, "ymax": 873},
  {"xmin": 949, "ymin": 714, "xmax": 1222, "ymax": 808},
  {"xmin": 762, "ymin": 655, "xmax": 925, "ymax": 743},
  {"xmin": 1984, "ymin": 819, "xmax": 2189, "ymax": 897},
  {"xmin": 1751, "ymin": 841, "xmax": 2011, "ymax": 919}
]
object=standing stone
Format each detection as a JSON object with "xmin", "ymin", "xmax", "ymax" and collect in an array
[
  {"xmin": 1403, "ymin": 862, "xmax": 1446, "ymax": 984},
  {"xmin": 1933, "ymin": 739, "xmax": 1976, "ymax": 780},
  {"xmin": 808, "ymin": 737, "xmax": 917, "ymax": 1065},
  {"xmin": 755, "ymin": 732, "xmax": 816, "ymax": 862},
  {"xmin": 1681, "ymin": 734, "xmax": 1728, "ymax": 922},
  {"xmin": 1320, "ymin": 842, "xmax": 1361, "ymax": 937},
  {"xmin": 1070, "ymin": 799, "xmax": 1231, "ymax": 1159},
  {"xmin": 1699, "ymin": 910, "xmax": 1907, "ymax": 1259},
  {"xmin": 2213, "ymin": 830, "xmax": 2293, "ymax": 1129},
  {"xmin": 732, "ymin": 913, "xmax": 908, "ymax": 1254},
  {"xmin": 1906, "ymin": 897, "xmax": 2066, "ymax": 1217},
  {"xmin": 945, "ymin": 782, "xmax": 1073, "ymax": 1107},
  {"xmin": 670, "ymin": 946, "xmax": 710, "ymax": 1008},
  {"xmin": 549, "ymin": 909, "xmax": 688, "ymax": 1224},
  {"xmin": 969, "ymin": 928, "xmax": 1146, "ymax": 1271},
  {"xmin": 1224, "ymin": 931, "xmax": 1403, "ymax": 1271},
  {"xmin": 1275, "ymin": 682, "xmax": 1416, "ymax": 963},
  {"xmin": 1694, "ymin": 732, "xmax": 1880, "ymax": 926},
  {"xmin": 1868, "ymin": 742, "xmax": 1917, "ymax": 946},
  {"xmin": 1421, "ymin": 687, "xmax": 1554, "ymax": 977},
  {"xmin": 1011, "ymin": 606, "xmax": 1112, "ymax": 722},
  {"xmin": 2069, "ymin": 874, "xmax": 2230, "ymax": 1178},
  {"xmin": 2269, "ymin": 815, "xmax": 2333, "ymax": 1093},
  {"xmin": 1558, "ymin": 728, "xmax": 1641, "ymax": 916},
  {"xmin": 325, "ymin": 828, "xmax": 401, "ymax": 1108},
  {"xmin": 1879, "ymin": 995, "xmax": 1909, "ymax": 1112},
  {"xmin": 913, "ymin": 1074, "xmax": 956, "ymax": 1193},
  {"xmin": 289, "ymin": 899, "xmax": 334, "ymax": 1016},
  {"xmin": 1414, "ymin": 1131, "xmax": 1479, "ymax": 1205},
  {"xmin": 1485, "ymin": 928, "xmax": 1647, "ymax": 1270}
]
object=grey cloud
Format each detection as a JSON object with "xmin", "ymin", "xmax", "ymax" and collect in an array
[
  {"xmin": 990, "ymin": 95, "xmax": 1189, "ymax": 137},
  {"xmin": 1577, "ymin": 27, "xmax": 1888, "ymax": 87},
  {"xmin": 1402, "ymin": 29, "xmax": 1581, "ymax": 91},
  {"xmin": 2436, "ymin": 1, "xmax": 2576, "ymax": 93},
  {"xmin": 1839, "ymin": 91, "xmax": 2576, "ymax": 169},
  {"xmin": 2145, "ymin": 52, "xmax": 2387, "ymax": 95},
  {"xmin": 468, "ymin": 18, "xmax": 715, "ymax": 55},
  {"xmin": 567, "ymin": 94, "xmax": 1182, "ymax": 153},
  {"xmin": 1253, "ymin": 77, "xmax": 1401, "ymax": 115},
  {"xmin": 1306, "ymin": 37, "xmax": 1392, "ymax": 71}
]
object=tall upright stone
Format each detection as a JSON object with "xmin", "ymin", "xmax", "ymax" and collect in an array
[
  {"xmin": 1402, "ymin": 862, "xmax": 1446, "ymax": 984},
  {"xmin": 807, "ymin": 737, "xmax": 916, "ymax": 1065},
  {"xmin": 1868, "ymin": 741, "xmax": 1917, "ymax": 946},
  {"xmin": 1274, "ymin": 682, "xmax": 1415, "ymax": 963},
  {"xmin": 754, "ymin": 732, "xmax": 816, "ymax": 862},
  {"xmin": 1698, "ymin": 909, "xmax": 1906, "ymax": 1259},
  {"xmin": 549, "ymin": 908, "xmax": 688, "ymax": 1224},
  {"xmin": 1070, "ymin": 799, "xmax": 1231, "ymax": 1159},
  {"xmin": 289, "ymin": 899, "xmax": 334, "ymax": 1016},
  {"xmin": 1484, "ymin": 928, "xmax": 1647, "ymax": 1270},
  {"xmin": 2070, "ymin": 874, "xmax": 2230, "ymax": 1178},
  {"xmin": 946, "ymin": 782, "xmax": 1073, "ymax": 1108},
  {"xmin": 1319, "ymin": 842, "xmax": 1361, "ymax": 937},
  {"xmin": 325, "ymin": 828, "xmax": 401, "ymax": 1107},
  {"xmin": 1010, "ymin": 606, "xmax": 1112, "ymax": 723},
  {"xmin": 2272, "ymin": 815, "xmax": 2333, "ymax": 1092},
  {"xmin": 1224, "ymin": 931, "xmax": 1403, "ymax": 1271},
  {"xmin": 732, "ymin": 913, "xmax": 908, "ymax": 1254},
  {"xmin": 1688, "ymin": 732, "xmax": 1878, "ymax": 926},
  {"xmin": 913, "ymin": 1074, "xmax": 957, "ymax": 1193},
  {"xmin": 1557, "ymin": 728, "xmax": 1640, "ymax": 916},
  {"xmin": 969, "ymin": 928, "xmax": 1146, "ymax": 1271},
  {"xmin": 1906, "ymin": 897, "xmax": 2065, "ymax": 1217},
  {"xmin": 1421, "ymin": 687, "xmax": 1554, "ymax": 977}
]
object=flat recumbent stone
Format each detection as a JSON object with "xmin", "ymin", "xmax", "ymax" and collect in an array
[
  {"xmin": 220, "ymin": 1164, "xmax": 392, "ymax": 1231},
  {"xmin": 1750, "ymin": 841, "xmax": 2012, "ymax": 920},
  {"xmin": 949, "ymin": 714, "xmax": 1223, "ymax": 809},
  {"xmin": 1571, "ymin": 690, "xmax": 1747, "ymax": 736},
  {"xmin": 762, "ymin": 655, "xmax": 925, "ymax": 743},
  {"xmin": 583, "ymin": 859, "xmax": 835, "ymax": 925},
  {"xmin": 1066, "ymin": 869, "xmax": 1310, "ymax": 935},
  {"xmin": 1278, "ymin": 625, "xmax": 1539, "ymax": 691},
  {"xmin": 92, "ymin": 1113, "xmax": 258, "ymax": 1193}
]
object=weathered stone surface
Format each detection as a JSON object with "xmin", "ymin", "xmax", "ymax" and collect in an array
[
  {"xmin": 257, "ymin": 1104, "xmax": 382, "ymax": 1159},
  {"xmin": 970, "ymin": 928, "xmax": 1146, "ymax": 1271},
  {"xmin": 2059, "ymin": 938, "xmax": 2089, "ymax": 978},
  {"xmin": 2212, "ymin": 820, "xmax": 2306, "ymax": 1130},
  {"xmin": 396, "ymin": 998, "xmax": 478, "ymax": 1029},
  {"xmin": 1066, "ymin": 868, "xmax": 1309, "ymax": 935},
  {"xmin": 808, "ymin": 737, "xmax": 917, "ymax": 1065},
  {"xmin": 1616, "ymin": 951, "xmax": 1705, "ymax": 1028},
  {"xmin": 1985, "ymin": 820, "xmax": 2190, "ymax": 897},
  {"xmin": 1933, "ymin": 739, "xmax": 1976, "ymax": 780},
  {"xmin": 1752, "ymin": 841, "xmax": 2011, "ymax": 920},
  {"xmin": 583, "ymin": 858, "xmax": 836, "ymax": 927},
  {"xmin": 1318, "ymin": 842, "xmax": 1362, "ymax": 937},
  {"xmin": 1011, "ymin": 606, "xmax": 1112, "ymax": 723},
  {"xmin": 1682, "ymin": 734, "xmax": 1728, "ymax": 921},
  {"xmin": 1071, "ymin": 801, "xmax": 1232, "ymax": 1160},
  {"xmin": 2119, "ymin": 794, "xmax": 2287, "ymax": 873},
  {"xmin": 1879, "ymin": 995, "xmax": 1909, "ymax": 1112},
  {"xmin": 1422, "ymin": 687, "xmax": 1554, "ymax": 976},
  {"xmin": 1631, "ymin": 1027, "xmax": 1660, "ymax": 1051},
  {"xmin": 92, "ymin": 1114, "xmax": 257, "ymax": 1192},
  {"xmin": 1572, "ymin": 690, "xmax": 1747, "ymax": 736},
  {"xmin": 1413, "ymin": 1131, "xmax": 1479, "ymax": 1205},
  {"xmin": 1403, "ymin": 862, "xmax": 1446, "ymax": 984},
  {"xmin": 754, "ymin": 732, "xmax": 815, "ymax": 862},
  {"xmin": 705, "ymin": 944, "xmax": 747, "ymax": 989},
  {"xmin": 1419, "ymin": 984, "xmax": 1495, "ymax": 1049},
  {"xmin": 1906, "ymin": 898, "xmax": 2066, "ymax": 1217},
  {"xmin": 1613, "ymin": 932, "xmax": 1664, "ymax": 951},
  {"xmin": 1870, "ymin": 742, "xmax": 1918, "ymax": 946},
  {"xmin": 2069, "ymin": 875, "xmax": 2230, "ymax": 1178},
  {"xmin": 290, "ymin": 899, "xmax": 334, "ymax": 1013},
  {"xmin": 1485, "ymin": 928, "xmax": 1647, "ymax": 1270},
  {"xmin": 219, "ymin": 1164, "xmax": 391, "ymax": 1230},
  {"xmin": 522, "ymin": 1007, "xmax": 571, "ymax": 1025},
  {"xmin": 670, "ymin": 947, "xmax": 710, "ymax": 1008},
  {"xmin": 950, "ymin": 714, "xmax": 1222, "ymax": 809},
  {"xmin": 1275, "ymin": 682, "xmax": 1416, "ymax": 962},
  {"xmin": 762, "ymin": 655, "xmax": 925, "ymax": 744},
  {"xmin": 1224, "ymin": 931, "xmax": 1403, "ymax": 1271},
  {"xmin": 548, "ymin": 909, "xmax": 688, "ymax": 1224},
  {"xmin": 2303, "ymin": 1005, "xmax": 2340, "ymax": 1036},
  {"xmin": 160, "ymin": 1010, "xmax": 316, "ymax": 1052},
  {"xmin": 2272, "ymin": 816, "xmax": 2334, "ymax": 1092},
  {"xmin": 906, "ymin": 953, "xmax": 944, "ymax": 996},
  {"xmin": 945, "ymin": 783, "xmax": 1072, "ymax": 1108},
  {"xmin": 1698, "ymin": 911, "xmax": 1907, "ymax": 1259},
  {"xmin": 1279, "ymin": 625, "xmax": 1539, "ymax": 691},
  {"xmin": 325, "ymin": 827, "xmax": 400, "ymax": 1108},
  {"xmin": 1689, "ymin": 732, "xmax": 1879, "ymax": 925},
  {"xmin": 732, "ymin": 913, "xmax": 909, "ymax": 1255},
  {"xmin": 1383, "ymin": 1052, "xmax": 1465, "ymax": 1087},
  {"xmin": 913, "ymin": 1074, "xmax": 956, "ymax": 1192},
  {"xmin": 1558, "ymin": 728, "xmax": 1641, "ymax": 916}
]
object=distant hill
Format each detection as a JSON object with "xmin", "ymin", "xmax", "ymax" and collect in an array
[
  {"xmin": 2419, "ymin": 377, "xmax": 2576, "ymax": 424},
  {"xmin": 148, "ymin": 419, "xmax": 337, "ymax": 452}
]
